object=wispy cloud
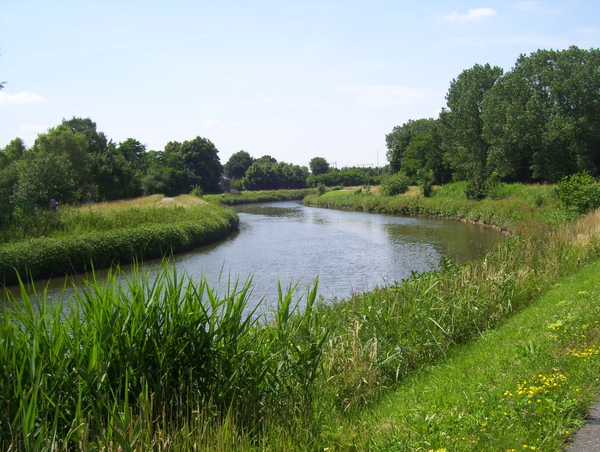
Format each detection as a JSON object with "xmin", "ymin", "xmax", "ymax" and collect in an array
[
  {"xmin": 342, "ymin": 85, "xmax": 434, "ymax": 107},
  {"xmin": 444, "ymin": 8, "xmax": 498, "ymax": 21},
  {"xmin": 201, "ymin": 119, "xmax": 222, "ymax": 127},
  {"xmin": 0, "ymin": 91, "xmax": 46, "ymax": 105}
]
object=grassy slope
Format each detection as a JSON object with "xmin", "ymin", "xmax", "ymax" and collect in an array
[
  {"xmin": 305, "ymin": 184, "xmax": 600, "ymax": 451},
  {"xmin": 338, "ymin": 258, "xmax": 600, "ymax": 451},
  {"xmin": 304, "ymin": 183, "xmax": 562, "ymax": 234}
]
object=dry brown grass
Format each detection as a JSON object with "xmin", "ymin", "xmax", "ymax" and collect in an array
[{"xmin": 73, "ymin": 194, "xmax": 206, "ymax": 212}]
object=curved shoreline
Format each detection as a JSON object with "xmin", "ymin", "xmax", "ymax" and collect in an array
[
  {"xmin": 301, "ymin": 190, "xmax": 555, "ymax": 235},
  {"xmin": 0, "ymin": 201, "xmax": 238, "ymax": 286}
]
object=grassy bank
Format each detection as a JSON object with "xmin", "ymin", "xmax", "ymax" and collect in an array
[
  {"xmin": 337, "ymin": 257, "xmax": 600, "ymax": 451},
  {"xmin": 204, "ymin": 188, "xmax": 316, "ymax": 205},
  {"xmin": 2, "ymin": 187, "xmax": 600, "ymax": 450},
  {"xmin": 304, "ymin": 182, "xmax": 563, "ymax": 234},
  {"xmin": 0, "ymin": 195, "xmax": 238, "ymax": 285}
]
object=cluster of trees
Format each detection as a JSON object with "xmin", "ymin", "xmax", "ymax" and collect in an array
[
  {"xmin": 387, "ymin": 46, "xmax": 600, "ymax": 198},
  {"xmin": 223, "ymin": 151, "xmax": 387, "ymax": 191},
  {"xmin": 223, "ymin": 151, "xmax": 309, "ymax": 191},
  {"xmin": 0, "ymin": 118, "xmax": 223, "ymax": 210}
]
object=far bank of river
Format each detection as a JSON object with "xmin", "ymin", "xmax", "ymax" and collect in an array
[{"xmin": 1, "ymin": 200, "xmax": 504, "ymax": 311}]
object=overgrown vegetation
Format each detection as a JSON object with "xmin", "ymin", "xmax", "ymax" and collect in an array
[
  {"xmin": 304, "ymin": 181, "xmax": 563, "ymax": 234},
  {"xmin": 339, "ymin": 258, "xmax": 600, "ymax": 451},
  {"xmin": 2, "ymin": 182, "xmax": 600, "ymax": 450},
  {"xmin": 0, "ymin": 267, "xmax": 326, "ymax": 451}
]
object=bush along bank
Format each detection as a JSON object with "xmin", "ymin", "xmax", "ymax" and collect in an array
[{"xmin": 0, "ymin": 200, "xmax": 238, "ymax": 285}]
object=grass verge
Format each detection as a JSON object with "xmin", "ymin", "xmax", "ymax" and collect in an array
[
  {"xmin": 332, "ymin": 258, "xmax": 600, "ymax": 451},
  {"xmin": 304, "ymin": 182, "xmax": 564, "ymax": 234}
]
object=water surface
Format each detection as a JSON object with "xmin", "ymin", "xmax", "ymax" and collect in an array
[{"xmin": 1, "ymin": 201, "xmax": 504, "ymax": 309}]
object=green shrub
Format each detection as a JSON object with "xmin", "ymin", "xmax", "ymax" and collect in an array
[
  {"xmin": 465, "ymin": 176, "xmax": 487, "ymax": 200},
  {"xmin": 317, "ymin": 183, "xmax": 326, "ymax": 196},
  {"xmin": 417, "ymin": 169, "xmax": 434, "ymax": 198},
  {"xmin": 380, "ymin": 172, "xmax": 410, "ymax": 197},
  {"xmin": 189, "ymin": 184, "xmax": 204, "ymax": 197},
  {"xmin": 556, "ymin": 172, "xmax": 600, "ymax": 215}
]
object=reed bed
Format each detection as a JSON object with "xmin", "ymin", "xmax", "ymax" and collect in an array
[{"xmin": 0, "ymin": 266, "xmax": 327, "ymax": 451}]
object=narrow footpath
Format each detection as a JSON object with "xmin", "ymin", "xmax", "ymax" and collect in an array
[{"xmin": 567, "ymin": 401, "xmax": 600, "ymax": 451}]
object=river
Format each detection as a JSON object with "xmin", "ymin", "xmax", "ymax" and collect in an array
[{"xmin": 1, "ymin": 201, "xmax": 504, "ymax": 310}]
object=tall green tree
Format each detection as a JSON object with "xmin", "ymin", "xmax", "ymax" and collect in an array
[
  {"xmin": 164, "ymin": 137, "xmax": 223, "ymax": 194},
  {"xmin": 439, "ymin": 63, "xmax": 504, "ymax": 188},
  {"xmin": 242, "ymin": 161, "xmax": 307, "ymax": 190},
  {"xmin": 32, "ymin": 125, "xmax": 91, "ymax": 200},
  {"xmin": 309, "ymin": 157, "xmax": 329, "ymax": 175},
  {"xmin": 385, "ymin": 118, "xmax": 437, "ymax": 173},
  {"xmin": 11, "ymin": 153, "xmax": 78, "ymax": 206},
  {"xmin": 483, "ymin": 46, "xmax": 600, "ymax": 182},
  {"xmin": 224, "ymin": 150, "xmax": 254, "ymax": 179},
  {"xmin": 61, "ymin": 117, "xmax": 108, "ymax": 155}
]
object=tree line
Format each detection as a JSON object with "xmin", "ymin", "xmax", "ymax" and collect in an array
[
  {"xmin": 0, "ymin": 117, "xmax": 385, "ymax": 223},
  {"xmin": 386, "ymin": 46, "xmax": 600, "ymax": 198},
  {"xmin": 0, "ymin": 117, "xmax": 224, "ymax": 211}
]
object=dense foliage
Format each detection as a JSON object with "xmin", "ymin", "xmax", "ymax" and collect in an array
[
  {"xmin": 0, "ymin": 118, "xmax": 225, "ymax": 229},
  {"xmin": 386, "ymin": 46, "xmax": 600, "ymax": 198},
  {"xmin": 242, "ymin": 160, "xmax": 308, "ymax": 190}
]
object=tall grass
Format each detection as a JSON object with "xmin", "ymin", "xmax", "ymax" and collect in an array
[
  {"xmin": 0, "ymin": 266, "xmax": 327, "ymax": 451},
  {"xmin": 0, "ymin": 196, "xmax": 239, "ymax": 284},
  {"xmin": 316, "ymin": 207, "xmax": 600, "ymax": 415}
]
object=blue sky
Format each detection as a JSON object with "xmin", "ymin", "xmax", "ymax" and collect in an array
[{"xmin": 1, "ymin": 0, "xmax": 599, "ymax": 168}]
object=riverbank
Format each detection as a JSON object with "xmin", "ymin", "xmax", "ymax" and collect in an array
[
  {"xmin": 204, "ymin": 188, "xmax": 316, "ymax": 205},
  {"xmin": 0, "ymin": 195, "xmax": 238, "ymax": 285},
  {"xmin": 2, "ymin": 187, "xmax": 600, "ymax": 450},
  {"xmin": 303, "ymin": 182, "xmax": 563, "ymax": 234},
  {"xmin": 331, "ymin": 255, "xmax": 600, "ymax": 451}
]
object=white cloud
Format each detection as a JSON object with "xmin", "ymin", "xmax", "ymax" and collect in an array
[
  {"xmin": 444, "ymin": 8, "xmax": 498, "ymax": 21},
  {"xmin": 0, "ymin": 92, "xmax": 46, "ymax": 105},
  {"xmin": 201, "ymin": 119, "xmax": 222, "ymax": 127},
  {"xmin": 342, "ymin": 85, "xmax": 434, "ymax": 107}
]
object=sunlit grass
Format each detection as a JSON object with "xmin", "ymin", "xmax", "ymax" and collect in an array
[
  {"xmin": 0, "ymin": 195, "xmax": 239, "ymax": 284},
  {"xmin": 334, "ymin": 259, "xmax": 600, "ymax": 451}
]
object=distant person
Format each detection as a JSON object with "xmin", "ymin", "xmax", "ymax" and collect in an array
[{"xmin": 50, "ymin": 198, "xmax": 58, "ymax": 211}]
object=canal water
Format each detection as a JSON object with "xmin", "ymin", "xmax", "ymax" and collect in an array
[{"xmin": 1, "ymin": 201, "xmax": 505, "ymax": 310}]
